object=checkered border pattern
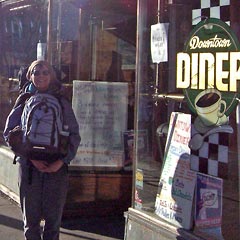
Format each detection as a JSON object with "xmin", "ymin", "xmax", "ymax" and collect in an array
[
  {"xmin": 190, "ymin": 132, "xmax": 229, "ymax": 179},
  {"xmin": 192, "ymin": 0, "xmax": 230, "ymax": 25}
]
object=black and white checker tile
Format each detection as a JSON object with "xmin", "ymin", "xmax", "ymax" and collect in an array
[
  {"xmin": 190, "ymin": 129, "xmax": 229, "ymax": 179},
  {"xmin": 192, "ymin": 0, "xmax": 230, "ymax": 25}
]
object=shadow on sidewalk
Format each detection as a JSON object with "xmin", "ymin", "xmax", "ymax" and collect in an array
[
  {"xmin": 61, "ymin": 215, "xmax": 125, "ymax": 239},
  {"xmin": 0, "ymin": 214, "xmax": 23, "ymax": 230}
]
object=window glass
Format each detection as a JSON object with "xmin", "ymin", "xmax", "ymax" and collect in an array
[
  {"xmin": 0, "ymin": 0, "xmax": 48, "ymax": 134},
  {"xmin": 135, "ymin": 1, "xmax": 239, "ymax": 239},
  {"xmin": 0, "ymin": 0, "xmax": 136, "ymax": 135}
]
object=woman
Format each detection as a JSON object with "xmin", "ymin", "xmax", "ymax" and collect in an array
[{"xmin": 3, "ymin": 60, "xmax": 81, "ymax": 240}]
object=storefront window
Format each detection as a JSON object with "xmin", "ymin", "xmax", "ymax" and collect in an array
[
  {"xmin": 0, "ymin": 0, "xmax": 136, "ymax": 139},
  {"xmin": 0, "ymin": 0, "xmax": 135, "ymax": 221},
  {"xmin": 0, "ymin": 0, "xmax": 49, "ymax": 132},
  {"xmin": 134, "ymin": 0, "xmax": 239, "ymax": 239}
]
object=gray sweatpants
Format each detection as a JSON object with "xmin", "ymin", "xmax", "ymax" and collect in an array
[{"xmin": 18, "ymin": 162, "xmax": 68, "ymax": 240}]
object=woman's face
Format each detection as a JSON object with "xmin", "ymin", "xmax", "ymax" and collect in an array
[{"xmin": 31, "ymin": 64, "xmax": 51, "ymax": 91}]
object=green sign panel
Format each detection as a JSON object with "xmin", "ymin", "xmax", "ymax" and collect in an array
[{"xmin": 176, "ymin": 18, "xmax": 240, "ymax": 132}]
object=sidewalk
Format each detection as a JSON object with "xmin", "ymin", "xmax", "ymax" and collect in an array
[{"xmin": 0, "ymin": 192, "xmax": 125, "ymax": 240}]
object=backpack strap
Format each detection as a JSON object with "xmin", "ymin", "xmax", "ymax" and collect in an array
[
  {"xmin": 13, "ymin": 92, "xmax": 32, "ymax": 109},
  {"xmin": 13, "ymin": 155, "xmax": 17, "ymax": 164},
  {"xmin": 10, "ymin": 92, "xmax": 32, "ymax": 164},
  {"xmin": 54, "ymin": 94, "xmax": 68, "ymax": 125},
  {"xmin": 19, "ymin": 81, "xmax": 30, "ymax": 94}
]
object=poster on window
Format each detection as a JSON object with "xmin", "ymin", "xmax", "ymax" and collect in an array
[
  {"xmin": 194, "ymin": 173, "xmax": 223, "ymax": 239},
  {"xmin": 71, "ymin": 80, "xmax": 128, "ymax": 167},
  {"xmin": 195, "ymin": 173, "xmax": 223, "ymax": 228},
  {"xmin": 155, "ymin": 112, "xmax": 196, "ymax": 229}
]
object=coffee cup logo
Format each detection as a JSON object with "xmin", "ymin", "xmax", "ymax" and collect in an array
[
  {"xmin": 181, "ymin": 18, "xmax": 240, "ymax": 127},
  {"xmin": 195, "ymin": 88, "xmax": 227, "ymax": 127}
]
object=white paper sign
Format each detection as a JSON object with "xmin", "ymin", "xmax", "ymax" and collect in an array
[
  {"xmin": 155, "ymin": 112, "xmax": 196, "ymax": 229},
  {"xmin": 37, "ymin": 42, "xmax": 47, "ymax": 60},
  {"xmin": 151, "ymin": 23, "xmax": 169, "ymax": 63},
  {"xmin": 71, "ymin": 81, "xmax": 128, "ymax": 167}
]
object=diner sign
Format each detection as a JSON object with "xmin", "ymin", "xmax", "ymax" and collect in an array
[{"xmin": 176, "ymin": 18, "xmax": 240, "ymax": 128}]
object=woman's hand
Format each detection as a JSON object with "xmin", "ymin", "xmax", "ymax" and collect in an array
[
  {"xmin": 44, "ymin": 160, "xmax": 64, "ymax": 173},
  {"xmin": 30, "ymin": 159, "xmax": 64, "ymax": 173}
]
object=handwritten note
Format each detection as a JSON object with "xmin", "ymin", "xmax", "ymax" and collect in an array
[
  {"xmin": 71, "ymin": 81, "xmax": 128, "ymax": 167},
  {"xmin": 155, "ymin": 112, "xmax": 196, "ymax": 229},
  {"xmin": 151, "ymin": 23, "xmax": 169, "ymax": 63}
]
